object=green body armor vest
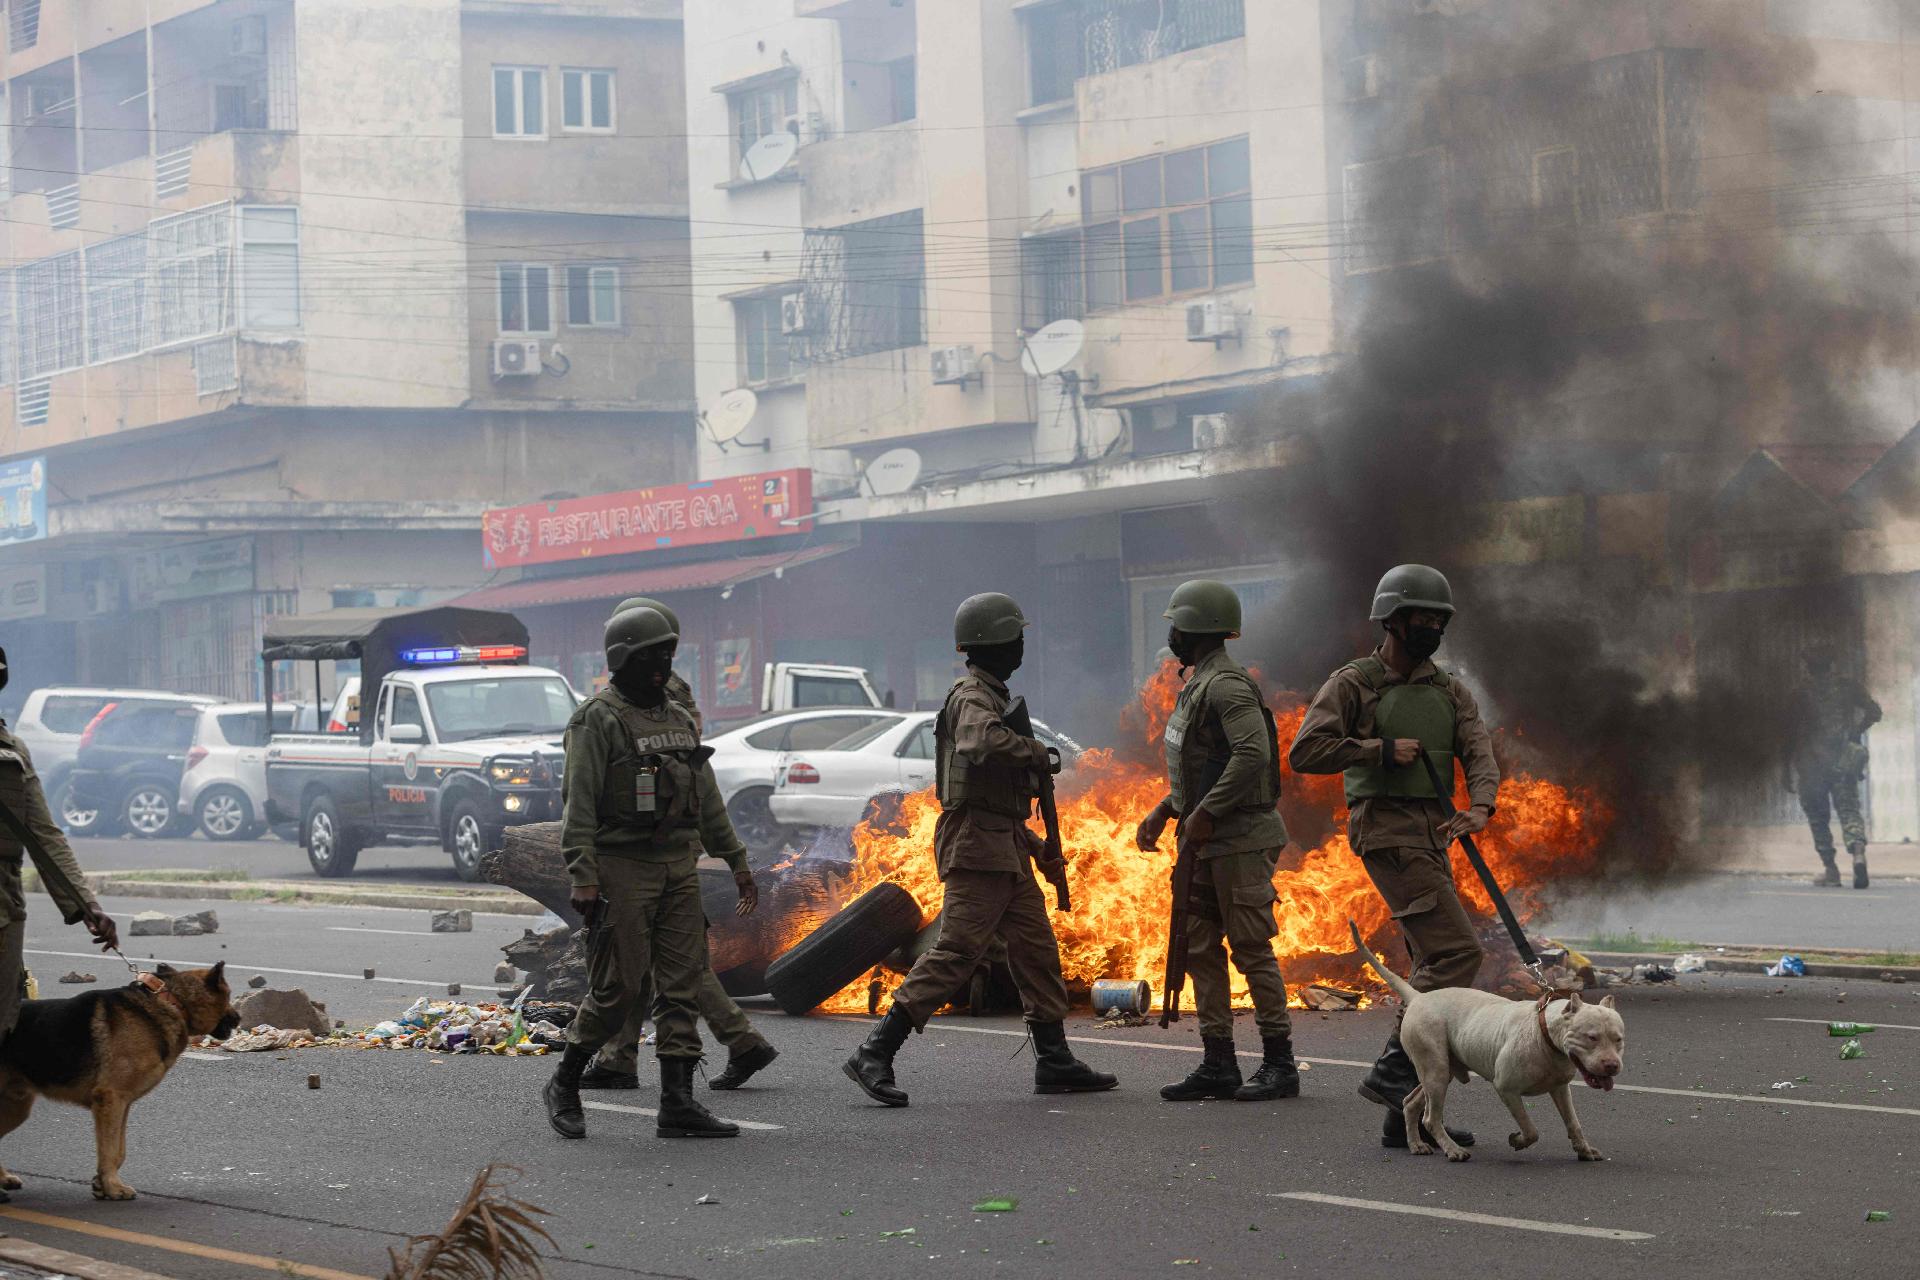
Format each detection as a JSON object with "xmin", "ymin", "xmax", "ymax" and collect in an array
[
  {"xmin": 934, "ymin": 678, "xmax": 1035, "ymax": 820},
  {"xmin": 1164, "ymin": 666, "xmax": 1281, "ymax": 818},
  {"xmin": 1341, "ymin": 656, "xmax": 1457, "ymax": 803},
  {"xmin": 591, "ymin": 690, "xmax": 706, "ymax": 838}
]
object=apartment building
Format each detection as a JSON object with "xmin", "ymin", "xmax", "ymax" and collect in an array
[{"xmin": 0, "ymin": 0, "xmax": 693, "ymax": 699}]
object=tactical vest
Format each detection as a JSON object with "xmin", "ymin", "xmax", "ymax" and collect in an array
[
  {"xmin": 0, "ymin": 745, "xmax": 29, "ymax": 864},
  {"xmin": 1340, "ymin": 655, "xmax": 1457, "ymax": 803},
  {"xmin": 591, "ymin": 689, "xmax": 706, "ymax": 838},
  {"xmin": 934, "ymin": 677, "xmax": 1036, "ymax": 820},
  {"xmin": 1164, "ymin": 664, "xmax": 1281, "ymax": 818}
]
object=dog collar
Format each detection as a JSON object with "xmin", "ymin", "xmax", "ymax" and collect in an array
[
  {"xmin": 1534, "ymin": 993, "xmax": 1567, "ymax": 1058},
  {"xmin": 131, "ymin": 973, "xmax": 183, "ymax": 1013}
]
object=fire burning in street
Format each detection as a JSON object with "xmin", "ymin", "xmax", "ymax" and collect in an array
[{"xmin": 831, "ymin": 663, "xmax": 1609, "ymax": 1014}]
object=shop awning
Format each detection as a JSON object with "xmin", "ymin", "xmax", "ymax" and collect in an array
[{"xmin": 446, "ymin": 544, "xmax": 849, "ymax": 611}]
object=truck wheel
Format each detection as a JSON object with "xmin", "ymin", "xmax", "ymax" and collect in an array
[
  {"xmin": 727, "ymin": 787, "xmax": 787, "ymax": 860},
  {"xmin": 304, "ymin": 795, "xmax": 361, "ymax": 878},
  {"xmin": 447, "ymin": 798, "xmax": 493, "ymax": 883},
  {"xmin": 196, "ymin": 787, "xmax": 254, "ymax": 841},
  {"xmin": 764, "ymin": 883, "xmax": 923, "ymax": 1016},
  {"xmin": 124, "ymin": 784, "xmax": 178, "ymax": 839}
]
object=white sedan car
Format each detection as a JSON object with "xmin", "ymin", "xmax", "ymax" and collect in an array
[
  {"xmin": 769, "ymin": 710, "xmax": 1082, "ymax": 830},
  {"xmin": 706, "ymin": 707, "xmax": 906, "ymax": 857}
]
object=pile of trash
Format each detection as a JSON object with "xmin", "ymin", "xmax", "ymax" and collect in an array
[{"xmin": 209, "ymin": 995, "xmax": 578, "ymax": 1056}]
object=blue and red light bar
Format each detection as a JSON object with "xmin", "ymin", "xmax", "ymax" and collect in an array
[{"xmin": 399, "ymin": 644, "xmax": 529, "ymax": 667}]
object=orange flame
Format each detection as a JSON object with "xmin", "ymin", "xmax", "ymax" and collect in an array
[{"xmin": 831, "ymin": 661, "xmax": 1609, "ymax": 1013}]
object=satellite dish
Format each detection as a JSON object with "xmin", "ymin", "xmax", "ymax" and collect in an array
[
  {"xmin": 863, "ymin": 447, "xmax": 923, "ymax": 497},
  {"xmin": 739, "ymin": 131, "xmax": 799, "ymax": 183},
  {"xmin": 703, "ymin": 388, "xmax": 759, "ymax": 444},
  {"xmin": 1021, "ymin": 319, "xmax": 1085, "ymax": 377}
]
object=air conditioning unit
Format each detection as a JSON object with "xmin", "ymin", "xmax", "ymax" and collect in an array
[
  {"xmin": 779, "ymin": 292, "xmax": 811, "ymax": 336},
  {"xmin": 491, "ymin": 338, "xmax": 542, "ymax": 379},
  {"xmin": 1186, "ymin": 298, "xmax": 1238, "ymax": 344},
  {"xmin": 1190, "ymin": 412, "xmax": 1233, "ymax": 451},
  {"xmin": 230, "ymin": 15, "xmax": 268, "ymax": 57},
  {"xmin": 930, "ymin": 344, "xmax": 979, "ymax": 386}
]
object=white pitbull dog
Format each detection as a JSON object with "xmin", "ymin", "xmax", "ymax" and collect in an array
[{"xmin": 1348, "ymin": 921, "xmax": 1626, "ymax": 1163}]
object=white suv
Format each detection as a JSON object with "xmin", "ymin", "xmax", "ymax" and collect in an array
[
  {"xmin": 179, "ymin": 702, "xmax": 308, "ymax": 841},
  {"xmin": 11, "ymin": 687, "xmax": 223, "ymax": 831}
]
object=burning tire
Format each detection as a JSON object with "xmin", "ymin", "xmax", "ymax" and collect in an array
[{"xmin": 764, "ymin": 883, "xmax": 922, "ymax": 1016}]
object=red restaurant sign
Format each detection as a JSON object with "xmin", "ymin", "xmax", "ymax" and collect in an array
[{"xmin": 482, "ymin": 469, "xmax": 812, "ymax": 569}]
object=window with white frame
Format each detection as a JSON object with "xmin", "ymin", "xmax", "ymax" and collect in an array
[
  {"xmin": 562, "ymin": 68, "xmax": 615, "ymax": 133},
  {"xmin": 498, "ymin": 264, "xmax": 552, "ymax": 333},
  {"xmin": 149, "ymin": 204, "xmax": 233, "ymax": 347},
  {"xmin": 730, "ymin": 78, "xmax": 798, "ymax": 163},
  {"xmin": 85, "ymin": 232, "xmax": 147, "ymax": 362},
  {"xmin": 492, "ymin": 66, "xmax": 545, "ymax": 138},
  {"xmin": 565, "ymin": 265, "xmax": 619, "ymax": 327},
  {"xmin": 240, "ymin": 205, "xmax": 300, "ymax": 328},
  {"xmin": 734, "ymin": 295, "xmax": 793, "ymax": 385},
  {"xmin": 17, "ymin": 251, "xmax": 82, "ymax": 379}
]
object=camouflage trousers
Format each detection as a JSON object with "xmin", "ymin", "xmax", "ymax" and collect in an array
[{"xmin": 1798, "ymin": 771, "xmax": 1867, "ymax": 862}]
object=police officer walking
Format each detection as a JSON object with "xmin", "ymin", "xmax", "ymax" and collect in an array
[
  {"xmin": 1784, "ymin": 647, "xmax": 1881, "ymax": 889},
  {"xmin": 844, "ymin": 593, "xmax": 1116, "ymax": 1106},
  {"xmin": 576, "ymin": 598, "xmax": 780, "ymax": 1093},
  {"xmin": 1134, "ymin": 581, "xmax": 1300, "ymax": 1103},
  {"xmin": 1287, "ymin": 565, "xmax": 1498, "ymax": 1150},
  {"xmin": 542, "ymin": 606, "xmax": 760, "ymax": 1140}
]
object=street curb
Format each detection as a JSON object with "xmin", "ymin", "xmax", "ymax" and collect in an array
[
  {"xmin": 0, "ymin": 1236, "xmax": 177, "ymax": 1280},
  {"xmin": 1578, "ymin": 949, "xmax": 1920, "ymax": 983},
  {"xmin": 80, "ymin": 875, "xmax": 541, "ymax": 917}
]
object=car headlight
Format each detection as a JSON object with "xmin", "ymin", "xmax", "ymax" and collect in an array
[{"xmin": 488, "ymin": 759, "xmax": 533, "ymax": 786}]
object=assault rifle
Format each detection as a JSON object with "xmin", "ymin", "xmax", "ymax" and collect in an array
[
  {"xmin": 1005, "ymin": 696, "xmax": 1071, "ymax": 912},
  {"xmin": 1160, "ymin": 823, "xmax": 1197, "ymax": 1028}
]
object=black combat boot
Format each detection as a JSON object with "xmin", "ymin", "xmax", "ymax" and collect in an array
[
  {"xmin": 1234, "ymin": 1034, "xmax": 1302, "ymax": 1101},
  {"xmin": 1160, "ymin": 1036, "xmax": 1241, "ymax": 1101},
  {"xmin": 1362, "ymin": 1033, "xmax": 1474, "ymax": 1148},
  {"xmin": 843, "ymin": 1004, "xmax": 914, "ymax": 1107},
  {"xmin": 1850, "ymin": 842, "xmax": 1870, "ymax": 889},
  {"xmin": 1029, "ymin": 1021, "xmax": 1119, "ymax": 1094},
  {"xmin": 710, "ymin": 1041, "xmax": 779, "ymax": 1091},
  {"xmin": 543, "ymin": 1044, "xmax": 594, "ymax": 1139},
  {"xmin": 578, "ymin": 1061, "xmax": 641, "ymax": 1090},
  {"xmin": 1812, "ymin": 857, "xmax": 1842, "ymax": 887},
  {"xmin": 656, "ymin": 1058, "xmax": 740, "ymax": 1138}
]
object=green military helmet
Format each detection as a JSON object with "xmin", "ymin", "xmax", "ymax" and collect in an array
[
  {"xmin": 953, "ymin": 592, "xmax": 1030, "ymax": 651},
  {"xmin": 1163, "ymin": 579, "xmax": 1242, "ymax": 637},
  {"xmin": 604, "ymin": 605, "xmax": 678, "ymax": 671},
  {"xmin": 613, "ymin": 595, "xmax": 681, "ymax": 637},
  {"xmin": 1369, "ymin": 564, "xmax": 1455, "ymax": 621}
]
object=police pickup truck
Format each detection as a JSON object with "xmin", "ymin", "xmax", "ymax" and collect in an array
[{"xmin": 261, "ymin": 607, "xmax": 576, "ymax": 880}]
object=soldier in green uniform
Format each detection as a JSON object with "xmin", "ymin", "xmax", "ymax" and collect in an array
[
  {"xmin": 1287, "ymin": 565, "xmax": 1498, "ymax": 1150},
  {"xmin": 1784, "ymin": 647, "xmax": 1881, "ymax": 889},
  {"xmin": 0, "ymin": 648, "xmax": 120, "ymax": 1043},
  {"xmin": 576, "ymin": 598, "xmax": 779, "ymax": 1093},
  {"xmin": 1134, "ymin": 580, "xmax": 1300, "ymax": 1103},
  {"xmin": 844, "ymin": 593, "xmax": 1116, "ymax": 1107},
  {"xmin": 542, "ymin": 607, "xmax": 760, "ymax": 1140}
]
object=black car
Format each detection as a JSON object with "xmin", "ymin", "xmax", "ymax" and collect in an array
[{"xmin": 66, "ymin": 701, "xmax": 205, "ymax": 839}]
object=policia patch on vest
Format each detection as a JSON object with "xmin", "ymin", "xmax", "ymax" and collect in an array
[
  {"xmin": 1341, "ymin": 655, "xmax": 1456, "ymax": 802},
  {"xmin": 590, "ymin": 690, "xmax": 709, "ymax": 836}
]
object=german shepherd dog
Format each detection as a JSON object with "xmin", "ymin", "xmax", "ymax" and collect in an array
[{"xmin": 0, "ymin": 962, "xmax": 240, "ymax": 1200}]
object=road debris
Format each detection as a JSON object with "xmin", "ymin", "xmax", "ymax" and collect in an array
[
  {"xmin": 971, "ymin": 1198, "xmax": 1017, "ymax": 1213},
  {"xmin": 234, "ymin": 988, "xmax": 332, "ymax": 1038},
  {"xmin": 1881, "ymin": 972, "xmax": 1907, "ymax": 984},
  {"xmin": 1674, "ymin": 953, "xmax": 1706, "ymax": 974},
  {"xmin": 447, "ymin": 983, "xmax": 461, "ymax": 997},
  {"xmin": 1829, "ymin": 1022, "xmax": 1877, "ymax": 1036},
  {"xmin": 1629, "ymin": 964, "xmax": 1677, "ymax": 984},
  {"xmin": 58, "ymin": 970, "xmax": 94, "ymax": 984},
  {"xmin": 695, "ymin": 1194, "xmax": 720, "ymax": 1206},
  {"xmin": 247, "ymin": 974, "xmax": 268, "ymax": 989},
  {"xmin": 1770, "ymin": 1081, "xmax": 1797, "ymax": 1090},
  {"xmin": 1839, "ymin": 1038, "xmax": 1866, "ymax": 1060},
  {"xmin": 1865, "ymin": 1210, "xmax": 1891, "ymax": 1223},
  {"xmin": 1765, "ymin": 955, "xmax": 1806, "ymax": 978},
  {"xmin": 1097, "ymin": 1010, "xmax": 1150, "ymax": 1029},
  {"xmin": 307, "ymin": 1074, "xmax": 321, "ymax": 1090},
  {"xmin": 880, "ymin": 1228, "xmax": 917, "ymax": 1239},
  {"xmin": 1091, "ymin": 979, "xmax": 1152, "ymax": 1016},
  {"xmin": 363, "ymin": 968, "xmax": 377, "ymax": 980},
  {"xmin": 129, "ymin": 911, "xmax": 171, "ymax": 937},
  {"xmin": 172, "ymin": 910, "xmax": 219, "ymax": 937},
  {"xmin": 1303, "ymin": 983, "xmax": 1362, "ymax": 1011},
  {"xmin": 431, "ymin": 909, "xmax": 473, "ymax": 934},
  {"xmin": 494, "ymin": 962, "xmax": 517, "ymax": 984}
]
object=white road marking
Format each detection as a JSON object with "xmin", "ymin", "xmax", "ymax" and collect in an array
[
  {"xmin": 25, "ymin": 948, "xmax": 500, "ymax": 993},
  {"xmin": 906, "ymin": 1020, "xmax": 1920, "ymax": 1117},
  {"xmin": 1275, "ymin": 1192, "xmax": 1654, "ymax": 1241},
  {"xmin": 583, "ymin": 1100, "xmax": 783, "ymax": 1132},
  {"xmin": 1768, "ymin": 1017, "xmax": 1920, "ymax": 1033},
  {"xmin": 326, "ymin": 926, "xmax": 437, "ymax": 937},
  {"xmin": 180, "ymin": 1051, "xmax": 231, "ymax": 1062}
]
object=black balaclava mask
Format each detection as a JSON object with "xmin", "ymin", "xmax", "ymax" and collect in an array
[
  {"xmin": 1167, "ymin": 626, "xmax": 1202, "ymax": 669},
  {"xmin": 613, "ymin": 646, "xmax": 674, "ymax": 705},
  {"xmin": 966, "ymin": 636, "xmax": 1024, "ymax": 683},
  {"xmin": 1390, "ymin": 615, "xmax": 1446, "ymax": 662}
]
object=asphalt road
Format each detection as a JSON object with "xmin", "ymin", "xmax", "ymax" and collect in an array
[
  {"xmin": 68, "ymin": 832, "xmax": 467, "ymax": 886},
  {"xmin": 2, "ymin": 895, "xmax": 1916, "ymax": 1279}
]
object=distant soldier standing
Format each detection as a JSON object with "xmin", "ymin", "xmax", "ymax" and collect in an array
[
  {"xmin": 844, "ymin": 593, "xmax": 1116, "ymax": 1106},
  {"xmin": 542, "ymin": 606, "xmax": 760, "ymax": 1140},
  {"xmin": 1784, "ymin": 647, "xmax": 1881, "ymax": 889},
  {"xmin": 1288, "ymin": 565, "xmax": 1498, "ymax": 1150},
  {"xmin": 1134, "ymin": 580, "xmax": 1300, "ymax": 1103},
  {"xmin": 577, "ymin": 597, "xmax": 779, "ymax": 1093}
]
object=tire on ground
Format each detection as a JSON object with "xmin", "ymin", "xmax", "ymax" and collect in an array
[{"xmin": 763, "ymin": 883, "xmax": 922, "ymax": 1016}]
